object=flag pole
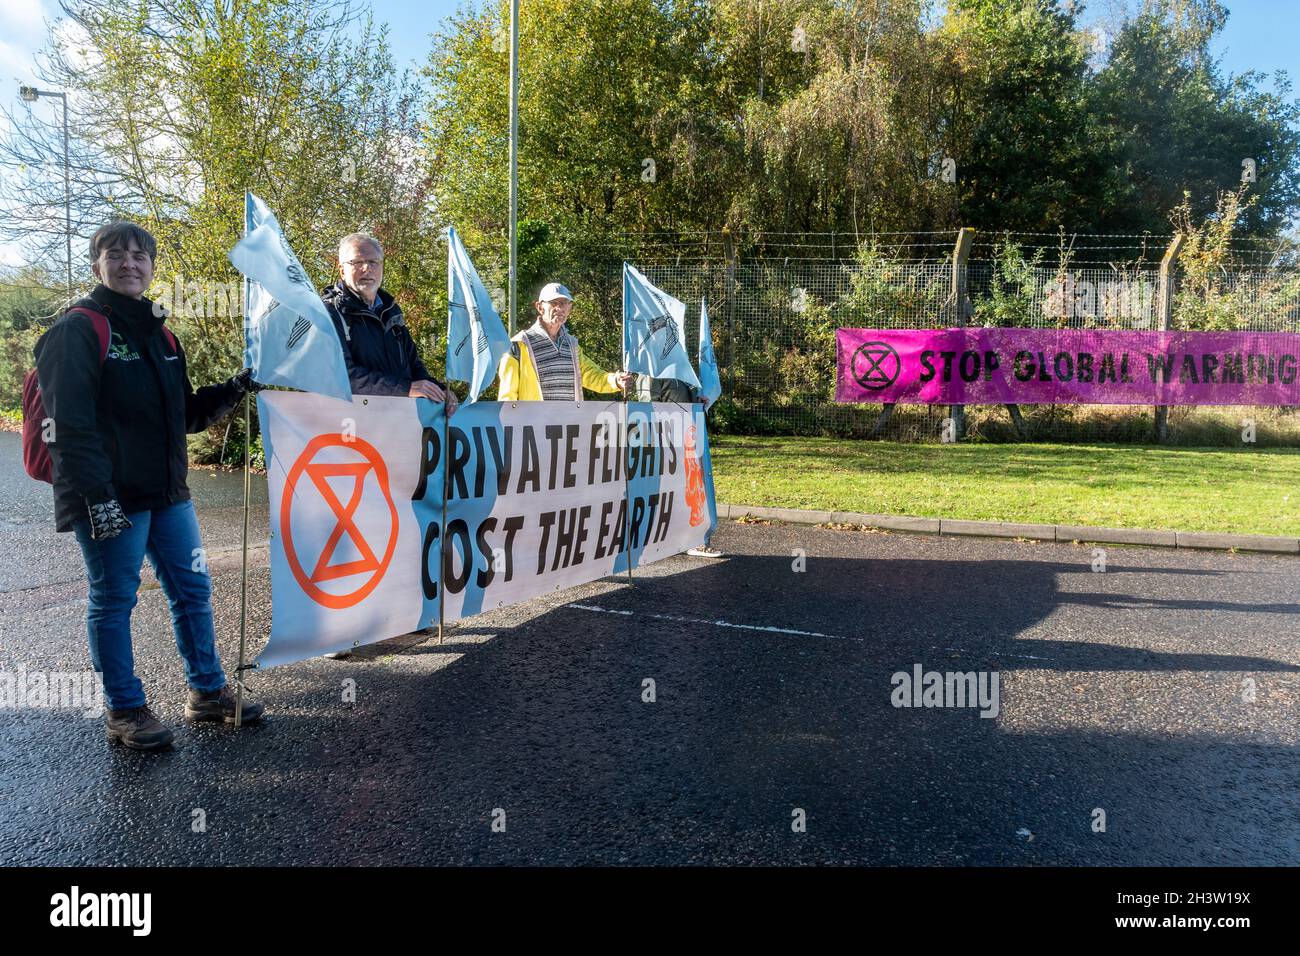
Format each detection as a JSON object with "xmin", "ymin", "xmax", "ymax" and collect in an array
[
  {"xmin": 621, "ymin": 271, "xmax": 633, "ymax": 585},
  {"xmin": 508, "ymin": 0, "xmax": 519, "ymax": 333},
  {"xmin": 235, "ymin": 192, "xmax": 253, "ymax": 728},
  {"xmin": 439, "ymin": 401, "xmax": 449, "ymax": 645},
  {"xmin": 620, "ymin": 393, "xmax": 633, "ymax": 585}
]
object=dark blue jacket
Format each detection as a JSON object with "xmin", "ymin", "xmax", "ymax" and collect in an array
[{"xmin": 323, "ymin": 281, "xmax": 441, "ymax": 397}]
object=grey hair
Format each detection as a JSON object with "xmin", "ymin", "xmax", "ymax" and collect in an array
[{"xmin": 338, "ymin": 232, "xmax": 384, "ymax": 261}]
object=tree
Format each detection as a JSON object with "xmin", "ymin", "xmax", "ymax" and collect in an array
[
  {"xmin": 0, "ymin": 0, "xmax": 435, "ymax": 388},
  {"xmin": 1092, "ymin": 0, "xmax": 1300, "ymax": 235},
  {"xmin": 936, "ymin": 0, "xmax": 1123, "ymax": 231},
  {"xmin": 423, "ymin": 0, "xmax": 731, "ymax": 360},
  {"xmin": 0, "ymin": 266, "xmax": 63, "ymax": 407},
  {"xmin": 719, "ymin": 0, "xmax": 959, "ymax": 235}
]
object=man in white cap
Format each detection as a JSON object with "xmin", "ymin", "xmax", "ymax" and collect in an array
[{"xmin": 498, "ymin": 282, "xmax": 633, "ymax": 400}]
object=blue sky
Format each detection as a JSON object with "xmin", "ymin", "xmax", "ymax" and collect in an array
[
  {"xmin": 367, "ymin": 0, "xmax": 1300, "ymax": 85},
  {"xmin": 0, "ymin": 0, "xmax": 1296, "ymax": 265},
  {"xmin": 5, "ymin": 0, "xmax": 1293, "ymax": 98},
  {"xmin": 373, "ymin": 0, "xmax": 464, "ymax": 71}
]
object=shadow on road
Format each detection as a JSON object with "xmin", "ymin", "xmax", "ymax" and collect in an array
[{"xmin": 5, "ymin": 550, "xmax": 1288, "ymax": 867}]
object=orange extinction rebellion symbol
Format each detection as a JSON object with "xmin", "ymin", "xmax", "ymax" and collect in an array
[{"xmin": 281, "ymin": 434, "xmax": 399, "ymax": 609}]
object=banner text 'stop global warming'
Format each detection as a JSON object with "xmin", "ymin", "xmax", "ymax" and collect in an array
[{"xmin": 835, "ymin": 328, "xmax": 1300, "ymax": 405}]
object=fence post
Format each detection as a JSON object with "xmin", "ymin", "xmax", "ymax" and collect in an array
[
  {"xmin": 723, "ymin": 226, "xmax": 738, "ymax": 395},
  {"xmin": 949, "ymin": 227, "xmax": 975, "ymax": 441},
  {"xmin": 1154, "ymin": 235, "xmax": 1183, "ymax": 442}
]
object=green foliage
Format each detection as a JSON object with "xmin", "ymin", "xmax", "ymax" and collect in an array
[
  {"xmin": 973, "ymin": 238, "xmax": 1046, "ymax": 327},
  {"xmin": 942, "ymin": 0, "xmax": 1120, "ymax": 230},
  {"xmin": 1171, "ymin": 187, "xmax": 1300, "ymax": 330},
  {"xmin": 0, "ymin": 268, "xmax": 62, "ymax": 406},
  {"xmin": 187, "ymin": 399, "xmax": 264, "ymax": 468},
  {"xmin": 421, "ymin": 0, "xmax": 1300, "ymax": 248},
  {"xmin": 1092, "ymin": 0, "xmax": 1300, "ymax": 235},
  {"xmin": 2, "ymin": 0, "xmax": 434, "ymax": 391},
  {"xmin": 837, "ymin": 243, "xmax": 950, "ymax": 322}
]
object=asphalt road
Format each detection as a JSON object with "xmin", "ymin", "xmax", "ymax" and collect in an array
[{"xmin": 1, "ymin": 431, "xmax": 1298, "ymax": 866}]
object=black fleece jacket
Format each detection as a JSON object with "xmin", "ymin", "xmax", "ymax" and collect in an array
[
  {"xmin": 322, "ymin": 280, "xmax": 442, "ymax": 396},
  {"xmin": 32, "ymin": 285, "xmax": 243, "ymax": 532}
]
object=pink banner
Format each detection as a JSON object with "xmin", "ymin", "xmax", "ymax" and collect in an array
[{"xmin": 835, "ymin": 328, "xmax": 1300, "ymax": 405}]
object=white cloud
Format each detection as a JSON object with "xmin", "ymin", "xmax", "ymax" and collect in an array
[
  {"xmin": 0, "ymin": 0, "xmax": 54, "ymax": 97},
  {"xmin": 0, "ymin": 0, "xmax": 50, "ymax": 40},
  {"xmin": 0, "ymin": 238, "xmax": 31, "ymax": 268},
  {"xmin": 50, "ymin": 14, "xmax": 95, "ymax": 73},
  {"xmin": 1, "ymin": 1, "xmax": 66, "ymax": 273},
  {"xmin": 0, "ymin": 36, "xmax": 41, "ymax": 87}
]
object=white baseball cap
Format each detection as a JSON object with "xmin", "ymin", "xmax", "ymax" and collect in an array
[{"xmin": 537, "ymin": 282, "xmax": 573, "ymax": 303}]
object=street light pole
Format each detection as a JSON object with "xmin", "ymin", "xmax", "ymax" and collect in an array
[
  {"xmin": 19, "ymin": 85, "xmax": 73, "ymax": 302},
  {"xmin": 508, "ymin": 0, "xmax": 519, "ymax": 333},
  {"xmin": 60, "ymin": 92, "xmax": 71, "ymax": 303}
]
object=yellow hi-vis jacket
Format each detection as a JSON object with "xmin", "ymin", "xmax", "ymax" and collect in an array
[{"xmin": 496, "ymin": 330, "xmax": 621, "ymax": 401}]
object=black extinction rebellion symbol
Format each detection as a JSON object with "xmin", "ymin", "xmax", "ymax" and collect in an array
[{"xmin": 851, "ymin": 342, "xmax": 901, "ymax": 390}]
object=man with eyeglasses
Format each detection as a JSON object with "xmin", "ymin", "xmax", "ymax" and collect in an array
[
  {"xmin": 322, "ymin": 232, "xmax": 455, "ymax": 659},
  {"xmin": 324, "ymin": 232, "xmax": 458, "ymax": 413}
]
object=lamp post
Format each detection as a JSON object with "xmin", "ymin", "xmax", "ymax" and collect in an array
[
  {"xmin": 19, "ymin": 85, "xmax": 72, "ymax": 302},
  {"xmin": 507, "ymin": 0, "xmax": 519, "ymax": 333}
]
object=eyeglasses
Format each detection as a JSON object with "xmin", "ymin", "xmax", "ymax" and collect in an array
[{"xmin": 343, "ymin": 258, "xmax": 382, "ymax": 270}]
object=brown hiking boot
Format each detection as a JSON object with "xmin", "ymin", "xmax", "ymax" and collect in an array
[
  {"xmin": 105, "ymin": 705, "xmax": 175, "ymax": 751},
  {"xmin": 184, "ymin": 685, "xmax": 265, "ymax": 724}
]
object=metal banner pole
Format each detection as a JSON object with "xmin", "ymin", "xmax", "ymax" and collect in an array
[
  {"xmin": 508, "ymin": 0, "xmax": 519, "ymax": 333},
  {"xmin": 439, "ymin": 404, "xmax": 449, "ymax": 644},
  {"xmin": 234, "ymin": 193, "xmax": 254, "ymax": 728}
]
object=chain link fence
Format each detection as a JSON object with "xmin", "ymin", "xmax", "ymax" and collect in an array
[{"xmin": 567, "ymin": 232, "xmax": 1300, "ymax": 446}]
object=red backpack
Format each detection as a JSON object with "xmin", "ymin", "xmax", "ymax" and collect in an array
[{"xmin": 22, "ymin": 305, "xmax": 177, "ymax": 483}]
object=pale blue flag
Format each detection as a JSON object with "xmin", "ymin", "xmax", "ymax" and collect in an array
[
  {"xmin": 697, "ymin": 297, "xmax": 722, "ymax": 410},
  {"xmin": 446, "ymin": 226, "xmax": 510, "ymax": 402},
  {"xmin": 622, "ymin": 263, "xmax": 701, "ymax": 390},
  {"xmin": 230, "ymin": 192, "xmax": 352, "ymax": 402}
]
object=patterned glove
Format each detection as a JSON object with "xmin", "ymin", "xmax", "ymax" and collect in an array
[{"xmin": 88, "ymin": 499, "xmax": 133, "ymax": 541}]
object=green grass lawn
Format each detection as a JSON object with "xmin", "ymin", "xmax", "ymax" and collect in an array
[{"xmin": 710, "ymin": 436, "xmax": 1300, "ymax": 536}]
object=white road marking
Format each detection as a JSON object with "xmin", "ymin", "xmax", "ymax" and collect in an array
[
  {"xmin": 568, "ymin": 604, "xmax": 634, "ymax": 616},
  {"xmin": 566, "ymin": 605, "xmax": 1057, "ymax": 657},
  {"xmin": 567, "ymin": 603, "xmax": 850, "ymax": 639},
  {"xmin": 941, "ymin": 646, "xmax": 1056, "ymax": 661}
]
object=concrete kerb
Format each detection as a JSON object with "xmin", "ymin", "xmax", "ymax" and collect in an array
[
  {"xmin": 1056, "ymin": 525, "xmax": 1177, "ymax": 548},
  {"xmin": 1174, "ymin": 532, "xmax": 1299, "ymax": 554},
  {"xmin": 941, "ymin": 519, "xmax": 1057, "ymax": 541},
  {"xmin": 720, "ymin": 503, "xmax": 1298, "ymax": 555}
]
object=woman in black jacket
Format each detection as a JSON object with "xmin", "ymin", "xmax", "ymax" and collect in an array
[{"xmin": 34, "ymin": 221, "xmax": 265, "ymax": 750}]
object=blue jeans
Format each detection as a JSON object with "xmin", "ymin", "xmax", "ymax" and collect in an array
[{"xmin": 72, "ymin": 500, "xmax": 226, "ymax": 711}]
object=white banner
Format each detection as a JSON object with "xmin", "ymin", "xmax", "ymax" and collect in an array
[{"xmin": 256, "ymin": 393, "xmax": 717, "ymax": 667}]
